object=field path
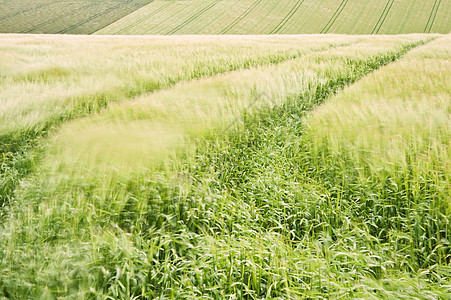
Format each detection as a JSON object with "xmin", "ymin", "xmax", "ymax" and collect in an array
[{"xmin": 0, "ymin": 36, "xmax": 348, "ymax": 153}]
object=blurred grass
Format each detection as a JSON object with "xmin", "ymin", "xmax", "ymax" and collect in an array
[
  {"xmin": 0, "ymin": 34, "xmax": 351, "ymax": 207},
  {"xmin": 0, "ymin": 34, "xmax": 347, "ymax": 152},
  {"xmin": 1, "ymin": 34, "xmax": 444, "ymax": 298}
]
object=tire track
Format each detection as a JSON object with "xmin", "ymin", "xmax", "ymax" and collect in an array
[
  {"xmin": 424, "ymin": 0, "xmax": 441, "ymax": 33},
  {"xmin": 23, "ymin": 3, "xmax": 99, "ymax": 34},
  {"xmin": 166, "ymin": 1, "xmax": 220, "ymax": 35},
  {"xmin": 219, "ymin": 0, "xmax": 263, "ymax": 34},
  {"xmin": 0, "ymin": 40, "xmax": 358, "ymax": 211},
  {"xmin": 371, "ymin": 0, "xmax": 395, "ymax": 34},
  {"xmin": 0, "ymin": 2, "xmax": 52, "ymax": 22},
  {"xmin": 57, "ymin": 1, "xmax": 127, "ymax": 34},
  {"xmin": 191, "ymin": 4, "xmax": 231, "ymax": 34},
  {"xmin": 115, "ymin": 1, "xmax": 170, "ymax": 35},
  {"xmin": 0, "ymin": 42, "xmax": 351, "ymax": 155},
  {"xmin": 320, "ymin": 0, "xmax": 349, "ymax": 34},
  {"xmin": 269, "ymin": 0, "xmax": 305, "ymax": 34}
]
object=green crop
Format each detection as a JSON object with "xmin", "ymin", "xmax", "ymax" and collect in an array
[{"xmin": 2, "ymin": 34, "xmax": 448, "ymax": 299}]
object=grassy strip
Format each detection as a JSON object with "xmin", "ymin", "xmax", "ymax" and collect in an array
[
  {"xmin": 303, "ymin": 35, "xmax": 450, "ymax": 273},
  {"xmin": 0, "ymin": 36, "xmax": 432, "ymax": 298}
]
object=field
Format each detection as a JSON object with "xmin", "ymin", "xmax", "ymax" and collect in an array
[
  {"xmin": 97, "ymin": 0, "xmax": 451, "ymax": 35},
  {"xmin": 1, "ymin": 0, "xmax": 450, "ymax": 35},
  {"xmin": 0, "ymin": 32, "xmax": 450, "ymax": 298},
  {"xmin": 0, "ymin": 0, "xmax": 153, "ymax": 34}
]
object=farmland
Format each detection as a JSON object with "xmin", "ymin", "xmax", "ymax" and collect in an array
[
  {"xmin": 97, "ymin": 0, "xmax": 451, "ymax": 35},
  {"xmin": 0, "ymin": 35, "xmax": 347, "ymax": 152},
  {"xmin": 0, "ymin": 1, "xmax": 450, "ymax": 298},
  {"xmin": 0, "ymin": 0, "xmax": 153, "ymax": 34},
  {"xmin": 1, "ymin": 0, "xmax": 450, "ymax": 35},
  {"xmin": 0, "ymin": 32, "xmax": 450, "ymax": 298}
]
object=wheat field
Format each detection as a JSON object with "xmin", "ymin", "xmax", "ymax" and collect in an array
[{"xmin": 1, "ymin": 33, "xmax": 450, "ymax": 298}]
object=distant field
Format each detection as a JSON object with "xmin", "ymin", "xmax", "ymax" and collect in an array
[
  {"xmin": 0, "ymin": 0, "xmax": 152, "ymax": 34},
  {"xmin": 0, "ymin": 0, "xmax": 449, "ymax": 35},
  {"xmin": 1, "ymin": 33, "xmax": 450, "ymax": 298},
  {"xmin": 97, "ymin": 0, "xmax": 451, "ymax": 35}
]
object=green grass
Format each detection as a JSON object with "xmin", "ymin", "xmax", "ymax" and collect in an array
[
  {"xmin": 0, "ymin": 0, "xmax": 153, "ymax": 34},
  {"xmin": 96, "ymin": 0, "xmax": 451, "ymax": 35},
  {"xmin": 0, "ymin": 34, "xmax": 346, "ymax": 139},
  {"xmin": 0, "ymin": 34, "xmax": 354, "ymax": 212},
  {"xmin": 304, "ymin": 35, "xmax": 451, "ymax": 274},
  {"xmin": 2, "ymin": 34, "xmax": 448, "ymax": 299}
]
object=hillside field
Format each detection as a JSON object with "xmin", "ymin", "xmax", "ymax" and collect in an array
[
  {"xmin": 0, "ymin": 0, "xmax": 153, "ymax": 34},
  {"xmin": 1, "ymin": 0, "xmax": 450, "ymax": 35},
  {"xmin": 98, "ymin": 0, "xmax": 451, "ymax": 35},
  {"xmin": 0, "ymin": 33, "xmax": 450, "ymax": 298}
]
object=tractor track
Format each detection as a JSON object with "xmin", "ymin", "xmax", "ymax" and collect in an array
[
  {"xmin": 23, "ymin": 2, "xmax": 99, "ymax": 34},
  {"xmin": 115, "ymin": 1, "xmax": 171, "ymax": 35},
  {"xmin": 220, "ymin": 0, "xmax": 263, "ymax": 34},
  {"xmin": 371, "ymin": 0, "xmax": 395, "ymax": 34},
  {"xmin": 0, "ymin": 37, "xmax": 433, "ymax": 216},
  {"xmin": 0, "ymin": 2, "xmax": 53, "ymax": 22},
  {"xmin": 166, "ymin": 1, "xmax": 220, "ymax": 35},
  {"xmin": 58, "ymin": 1, "xmax": 132, "ymax": 34},
  {"xmin": 424, "ymin": 0, "xmax": 441, "ymax": 33},
  {"xmin": 320, "ymin": 0, "xmax": 349, "ymax": 34},
  {"xmin": 269, "ymin": 0, "xmax": 305, "ymax": 34}
]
